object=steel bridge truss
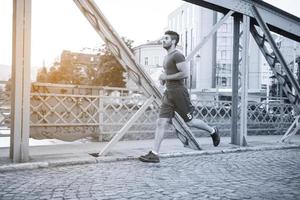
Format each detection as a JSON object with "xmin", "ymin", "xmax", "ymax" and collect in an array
[
  {"xmin": 10, "ymin": 0, "xmax": 299, "ymax": 161},
  {"xmin": 184, "ymin": 0, "xmax": 300, "ymax": 143},
  {"xmin": 73, "ymin": 0, "xmax": 204, "ymax": 156},
  {"xmin": 249, "ymin": 6, "xmax": 300, "ymax": 142},
  {"xmin": 72, "ymin": 0, "xmax": 300, "ymax": 154}
]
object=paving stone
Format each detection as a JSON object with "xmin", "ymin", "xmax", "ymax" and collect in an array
[{"xmin": 0, "ymin": 149, "xmax": 299, "ymax": 199}]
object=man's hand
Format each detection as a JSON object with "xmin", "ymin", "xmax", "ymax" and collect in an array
[
  {"xmin": 159, "ymin": 79, "xmax": 166, "ymax": 86},
  {"xmin": 159, "ymin": 73, "xmax": 167, "ymax": 86},
  {"xmin": 159, "ymin": 73, "xmax": 167, "ymax": 81}
]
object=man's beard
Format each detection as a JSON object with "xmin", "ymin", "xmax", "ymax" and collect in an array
[{"xmin": 163, "ymin": 44, "xmax": 171, "ymax": 50}]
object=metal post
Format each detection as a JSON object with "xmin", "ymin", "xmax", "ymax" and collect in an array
[
  {"xmin": 186, "ymin": 10, "xmax": 234, "ymax": 62},
  {"xmin": 231, "ymin": 16, "xmax": 240, "ymax": 145},
  {"xmin": 10, "ymin": 0, "xmax": 31, "ymax": 162},
  {"xmin": 98, "ymin": 89, "xmax": 104, "ymax": 141},
  {"xmin": 239, "ymin": 15, "xmax": 250, "ymax": 146},
  {"xmin": 74, "ymin": 0, "xmax": 202, "ymax": 151},
  {"xmin": 252, "ymin": 5, "xmax": 300, "ymax": 99},
  {"xmin": 99, "ymin": 96, "xmax": 154, "ymax": 156},
  {"xmin": 211, "ymin": 11, "xmax": 217, "ymax": 88}
]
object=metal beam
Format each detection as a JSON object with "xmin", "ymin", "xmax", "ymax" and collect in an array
[
  {"xmin": 73, "ymin": 0, "xmax": 157, "ymax": 100},
  {"xmin": 249, "ymin": 6, "xmax": 300, "ymax": 142},
  {"xmin": 211, "ymin": 11, "xmax": 217, "ymax": 88},
  {"xmin": 74, "ymin": 0, "xmax": 202, "ymax": 153},
  {"xmin": 186, "ymin": 10, "xmax": 234, "ymax": 62},
  {"xmin": 183, "ymin": 0, "xmax": 300, "ymax": 42},
  {"xmin": 250, "ymin": 25, "xmax": 300, "ymax": 111},
  {"xmin": 231, "ymin": 16, "xmax": 240, "ymax": 145},
  {"xmin": 10, "ymin": 0, "xmax": 31, "ymax": 162},
  {"xmin": 281, "ymin": 115, "xmax": 300, "ymax": 143},
  {"xmin": 99, "ymin": 96, "xmax": 154, "ymax": 156},
  {"xmin": 252, "ymin": 6, "xmax": 300, "ymax": 99},
  {"xmin": 239, "ymin": 15, "xmax": 250, "ymax": 146}
]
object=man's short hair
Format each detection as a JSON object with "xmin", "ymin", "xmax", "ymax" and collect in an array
[{"xmin": 165, "ymin": 30, "xmax": 180, "ymax": 46}]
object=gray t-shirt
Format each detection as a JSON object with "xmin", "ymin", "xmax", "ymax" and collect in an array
[{"xmin": 163, "ymin": 50, "xmax": 186, "ymax": 89}]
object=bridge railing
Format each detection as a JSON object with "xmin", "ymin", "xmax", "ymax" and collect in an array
[
  {"xmin": 192, "ymin": 97, "xmax": 293, "ymax": 134},
  {"xmin": 0, "ymin": 81, "xmax": 10, "ymax": 134},
  {"xmin": 0, "ymin": 82, "xmax": 296, "ymax": 140}
]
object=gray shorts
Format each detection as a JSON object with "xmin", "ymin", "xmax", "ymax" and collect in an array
[{"xmin": 159, "ymin": 87, "xmax": 194, "ymax": 122}]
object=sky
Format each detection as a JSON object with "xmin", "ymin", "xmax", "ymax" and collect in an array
[
  {"xmin": 0, "ymin": 0, "xmax": 183, "ymax": 68},
  {"xmin": 0, "ymin": 0, "xmax": 299, "ymax": 76}
]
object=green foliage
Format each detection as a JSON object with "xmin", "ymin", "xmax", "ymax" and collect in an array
[
  {"xmin": 36, "ymin": 37, "xmax": 133, "ymax": 87},
  {"xmin": 92, "ymin": 54, "xmax": 125, "ymax": 87},
  {"xmin": 4, "ymin": 78, "xmax": 11, "ymax": 92},
  {"xmin": 36, "ymin": 67, "xmax": 48, "ymax": 83}
]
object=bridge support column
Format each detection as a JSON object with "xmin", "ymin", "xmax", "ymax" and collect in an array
[
  {"xmin": 10, "ymin": 0, "xmax": 31, "ymax": 162},
  {"xmin": 231, "ymin": 16, "xmax": 240, "ymax": 145},
  {"xmin": 239, "ymin": 15, "xmax": 250, "ymax": 146}
]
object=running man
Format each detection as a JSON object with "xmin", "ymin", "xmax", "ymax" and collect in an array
[{"xmin": 139, "ymin": 30, "xmax": 220, "ymax": 163}]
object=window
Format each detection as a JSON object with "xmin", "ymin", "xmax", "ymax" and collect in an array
[
  {"xmin": 180, "ymin": 34, "xmax": 183, "ymax": 46},
  {"xmin": 226, "ymin": 64, "xmax": 232, "ymax": 72},
  {"xmin": 227, "ymin": 23, "xmax": 232, "ymax": 33},
  {"xmin": 219, "ymin": 37, "xmax": 227, "ymax": 45},
  {"xmin": 216, "ymin": 76, "xmax": 222, "ymax": 86},
  {"xmin": 187, "ymin": 7, "xmax": 190, "ymax": 26},
  {"xmin": 181, "ymin": 10, "xmax": 184, "ymax": 31},
  {"xmin": 185, "ymin": 30, "xmax": 188, "ymax": 56},
  {"xmin": 222, "ymin": 77, "xmax": 227, "ymax": 86},
  {"xmin": 221, "ymin": 51, "xmax": 226, "ymax": 59},
  {"xmin": 220, "ymin": 24, "xmax": 227, "ymax": 32},
  {"xmin": 227, "ymin": 77, "xmax": 232, "ymax": 86},
  {"xmin": 144, "ymin": 57, "xmax": 148, "ymax": 66},
  {"xmin": 177, "ymin": 14, "xmax": 181, "ymax": 31},
  {"xmin": 154, "ymin": 56, "xmax": 159, "ymax": 65},
  {"xmin": 222, "ymin": 64, "xmax": 226, "ymax": 70},
  {"xmin": 190, "ymin": 28, "xmax": 193, "ymax": 51}
]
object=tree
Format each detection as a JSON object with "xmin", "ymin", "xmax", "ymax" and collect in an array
[
  {"xmin": 36, "ymin": 67, "xmax": 48, "ymax": 83},
  {"xmin": 269, "ymin": 83, "xmax": 277, "ymax": 97},
  {"xmin": 91, "ymin": 37, "xmax": 133, "ymax": 87},
  {"xmin": 35, "ymin": 37, "xmax": 133, "ymax": 88},
  {"xmin": 296, "ymin": 56, "xmax": 300, "ymax": 85},
  {"xmin": 4, "ymin": 78, "xmax": 11, "ymax": 92},
  {"xmin": 92, "ymin": 54, "xmax": 126, "ymax": 87}
]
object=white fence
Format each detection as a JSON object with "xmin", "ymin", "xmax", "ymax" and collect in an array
[{"xmin": 0, "ymin": 82, "xmax": 295, "ymax": 140}]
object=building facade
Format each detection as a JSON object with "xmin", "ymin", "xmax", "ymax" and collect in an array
[
  {"xmin": 133, "ymin": 3, "xmax": 299, "ymax": 98},
  {"xmin": 167, "ymin": 3, "xmax": 215, "ymax": 90},
  {"xmin": 133, "ymin": 40, "xmax": 167, "ymax": 87},
  {"xmin": 166, "ymin": 3, "xmax": 262, "ymax": 93},
  {"xmin": 260, "ymin": 36, "xmax": 300, "ymax": 96}
]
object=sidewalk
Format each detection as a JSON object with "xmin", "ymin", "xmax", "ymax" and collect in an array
[{"xmin": 0, "ymin": 135, "xmax": 300, "ymax": 172}]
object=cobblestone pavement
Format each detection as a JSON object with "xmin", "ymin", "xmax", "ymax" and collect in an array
[{"xmin": 0, "ymin": 149, "xmax": 299, "ymax": 200}]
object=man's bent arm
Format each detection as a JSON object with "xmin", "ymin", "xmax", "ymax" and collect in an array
[{"xmin": 164, "ymin": 61, "xmax": 189, "ymax": 80}]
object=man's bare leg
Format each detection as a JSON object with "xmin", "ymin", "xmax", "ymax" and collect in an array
[
  {"xmin": 153, "ymin": 118, "xmax": 172, "ymax": 154},
  {"xmin": 186, "ymin": 118, "xmax": 220, "ymax": 146},
  {"xmin": 139, "ymin": 118, "xmax": 171, "ymax": 163},
  {"xmin": 186, "ymin": 118, "xmax": 214, "ymax": 134}
]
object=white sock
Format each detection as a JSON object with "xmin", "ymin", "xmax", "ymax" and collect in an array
[
  {"xmin": 151, "ymin": 150, "xmax": 158, "ymax": 155},
  {"xmin": 210, "ymin": 128, "xmax": 216, "ymax": 135}
]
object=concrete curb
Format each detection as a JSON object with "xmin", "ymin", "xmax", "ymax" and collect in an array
[
  {"xmin": 0, "ymin": 144, "xmax": 299, "ymax": 172},
  {"xmin": 0, "ymin": 162, "xmax": 49, "ymax": 172},
  {"xmin": 159, "ymin": 144, "xmax": 300, "ymax": 158}
]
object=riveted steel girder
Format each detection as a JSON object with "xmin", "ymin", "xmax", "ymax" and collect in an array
[
  {"xmin": 184, "ymin": 0, "xmax": 300, "ymax": 42},
  {"xmin": 73, "ymin": 0, "xmax": 202, "ymax": 153}
]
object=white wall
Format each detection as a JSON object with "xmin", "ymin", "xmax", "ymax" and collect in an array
[
  {"xmin": 167, "ymin": 3, "xmax": 263, "ymax": 92},
  {"xmin": 167, "ymin": 3, "xmax": 214, "ymax": 90},
  {"xmin": 133, "ymin": 44, "xmax": 166, "ymax": 87}
]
